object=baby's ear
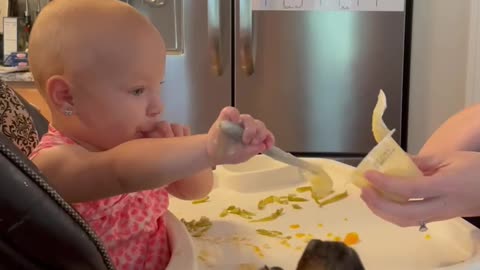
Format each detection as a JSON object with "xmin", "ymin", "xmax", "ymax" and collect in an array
[{"xmin": 45, "ymin": 75, "xmax": 74, "ymax": 113}]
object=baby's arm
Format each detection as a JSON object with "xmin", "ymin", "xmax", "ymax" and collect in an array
[
  {"xmin": 420, "ymin": 104, "xmax": 480, "ymax": 155},
  {"xmin": 166, "ymin": 169, "xmax": 214, "ymax": 200},
  {"xmin": 33, "ymin": 134, "xmax": 213, "ymax": 203},
  {"xmin": 145, "ymin": 121, "xmax": 214, "ymax": 200},
  {"xmin": 33, "ymin": 107, "xmax": 274, "ymax": 203}
]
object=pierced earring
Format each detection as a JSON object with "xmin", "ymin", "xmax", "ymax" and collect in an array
[{"xmin": 64, "ymin": 108, "xmax": 73, "ymax": 117}]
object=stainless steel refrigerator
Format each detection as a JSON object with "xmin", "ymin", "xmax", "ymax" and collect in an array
[{"xmin": 126, "ymin": 0, "xmax": 412, "ymax": 165}]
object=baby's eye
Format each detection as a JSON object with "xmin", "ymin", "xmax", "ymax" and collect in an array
[{"xmin": 131, "ymin": 88, "xmax": 145, "ymax": 96}]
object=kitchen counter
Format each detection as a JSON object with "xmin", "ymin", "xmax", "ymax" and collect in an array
[{"xmin": 0, "ymin": 71, "xmax": 34, "ymax": 83}]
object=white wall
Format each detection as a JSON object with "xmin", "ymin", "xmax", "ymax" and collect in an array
[{"xmin": 407, "ymin": 0, "xmax": 471, "ymax": 153}]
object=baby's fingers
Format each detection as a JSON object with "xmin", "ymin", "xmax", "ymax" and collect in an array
[
  {"xmin": 217, "ymin": 107, "xmax": 241, "ymax": 124},
  {"xmin": 158, "ymin": 121, "xmax": 174, "ymax": 137},
  {"xmin": 171, "ymin": 123, "xmax": 184, "ymax": 137},
  {"xmin": 183, "ymin": 126, "xmax": 191, "ymax": 136},
  {"xmin": 243, "ymin": 145, "xmax": 266, "ymax": 158},
  {"xmin": 252, "ymin": 120, "xmax": 268, "ymax": 145},
  {"xmin": 264, "ymin": 132, "xmax": 275, "ymax": 149},
  {"xmin": 240, "ymin": 114, "xmax": 257, "ymax": 145}
]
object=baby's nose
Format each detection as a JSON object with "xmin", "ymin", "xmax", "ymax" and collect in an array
[{"xmin": 147, "ymin": 98, "xmax": 164, "ymax": 117}]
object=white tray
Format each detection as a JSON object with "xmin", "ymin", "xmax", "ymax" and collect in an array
[{"xmin": 169, "ymin": 157, "xmax": 480, "ymax": 270}]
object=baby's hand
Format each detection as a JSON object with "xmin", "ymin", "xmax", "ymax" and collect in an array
[
  {"xmin": 145, "ymin": 121, "xmax": 191, "ymax": 138},
  {"xmin": 207, "ymin": 107, "xmax": 275, "ymax": 165}
]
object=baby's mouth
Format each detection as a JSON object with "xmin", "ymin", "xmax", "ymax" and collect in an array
[
  {"xmin": 134, "ymin": 131, "xmax": 147, "ymax": 139},
  {"xmin": 134, "ymin": 128, "xmax": 150, "ymax": 139}
]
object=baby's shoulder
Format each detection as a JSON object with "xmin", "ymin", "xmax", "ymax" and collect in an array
[
  {"xmin": 30, "ymin": 125, "xmax": 79, "ymax": 160},
  {"xmin": 30, "ymin": 142, "xmax": 88, "ymax": 170}
]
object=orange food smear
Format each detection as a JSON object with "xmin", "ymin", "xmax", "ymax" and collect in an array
[{"xmin": 343, "ymin": 232, "xmax": 360, "ymax": 246}]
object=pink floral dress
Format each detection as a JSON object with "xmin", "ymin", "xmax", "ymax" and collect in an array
[{"xmin": 30, "ymin": 125, "xmax": 171, "ymax": 270}]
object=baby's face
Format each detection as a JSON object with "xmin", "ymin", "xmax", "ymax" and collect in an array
[{"xmin": 72, "ymin": 28, "xmax": 167, "ymax": 150}]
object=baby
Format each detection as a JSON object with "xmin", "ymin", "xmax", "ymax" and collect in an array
[{"xmin": 28, "ymin": 0, "xmax": 275, "ymax": 269}]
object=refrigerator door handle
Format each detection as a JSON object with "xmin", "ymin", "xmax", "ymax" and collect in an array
[
  {"xmin": 239, "ymin": 0, "xmax": 254, "ymax": 75},
  {"xmin": 144, "ymin": 0, "xmax": 166, "ymax": 7},
  {"xmin": 208, "ymin": 0, "xmax": 223, "ymax": 76}
]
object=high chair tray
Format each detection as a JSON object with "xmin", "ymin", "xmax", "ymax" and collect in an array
[{"xmin": 169, "ymin": 157, "xmax": 480, "ymax": 270}]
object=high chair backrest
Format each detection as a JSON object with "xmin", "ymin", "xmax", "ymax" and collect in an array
[{"xmin": 0, "ymin": 80, "xmax": 40, "ymax": 156}]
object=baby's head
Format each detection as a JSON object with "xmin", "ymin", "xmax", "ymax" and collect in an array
[{"xmin": 29, "ymin": 0, "xmax": 166, "ymax": 150}]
